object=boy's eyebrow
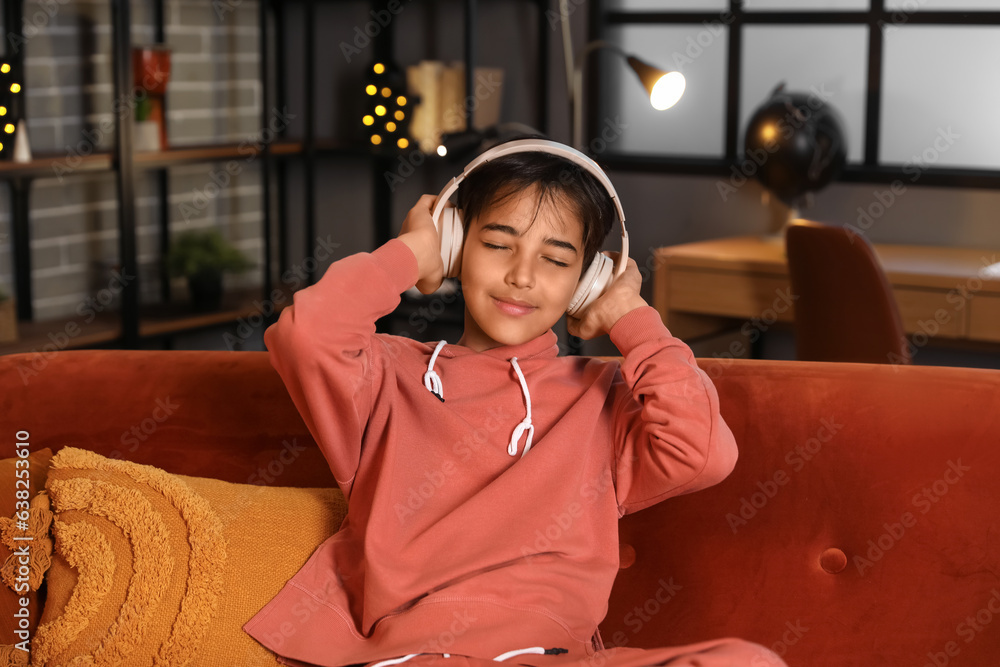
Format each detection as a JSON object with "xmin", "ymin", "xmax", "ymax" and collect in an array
[{"xmin": 480, "ymin": 223, "xmax": 579, "ymax": 255}]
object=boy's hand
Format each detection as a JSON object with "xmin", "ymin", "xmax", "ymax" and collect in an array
[
  {"xmin": 398, "ymin": 194, "xmax": 446, "ymax": 294},
  {"xmin": 566, "ymin": 253, "xmax": 647, "ymax": 340}
]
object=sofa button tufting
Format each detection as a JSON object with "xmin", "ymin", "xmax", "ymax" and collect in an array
[
  {"xmin": 619, "ymin": 543, "xmax": 636, "ymax": 569},
  {"xmin": 820, "ymin": 547, "xmax": 848, "ymax": 573}
]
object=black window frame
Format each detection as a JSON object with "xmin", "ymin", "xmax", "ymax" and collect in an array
[{"xmin": 590, "ymin": 0, "xmax": 1000, "ymax": 189}]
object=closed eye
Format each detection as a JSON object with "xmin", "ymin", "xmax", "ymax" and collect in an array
[{"xmin": 483, "ymin": 242, "xmax": 570, "ymax": 268}]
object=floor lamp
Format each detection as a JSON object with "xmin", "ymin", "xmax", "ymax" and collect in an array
[{"xmin": 559, "ymin": 1, "xmax": 685, "ymax": 151}]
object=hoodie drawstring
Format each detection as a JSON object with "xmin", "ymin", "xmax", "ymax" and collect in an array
[
  {"xmin": 507, "ymin": 357, "xmax": 534, "ymax": 459},
  {"xmin": 369, "ymin": 647, "xmax": 568, "ymax": 666},
  {"xmin": 423, "ymin": 340, "xmax": 447, "ymax": 402},
  {"xmin": 422, "ymin": 342, "xmax": 535, "ymax": 459}
]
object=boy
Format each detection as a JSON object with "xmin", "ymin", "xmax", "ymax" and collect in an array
[{"xmin": 244, "ymin": 143, "xmax": 786, "ymax": 667}]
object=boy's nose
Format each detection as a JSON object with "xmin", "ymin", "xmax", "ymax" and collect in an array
[{"xmin": 506, "ymin": 256, "xmax": 535, "ymax": 288}]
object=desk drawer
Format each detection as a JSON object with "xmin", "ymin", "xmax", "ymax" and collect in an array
[
  {"xmin": 893, "ymin": 288, "xmax": 966, "ymax": 339},
  {"xmin": 669, "ymin": 268, "xmax": 795, "ymax": 322},
  {"xmin": 970, "ymin": 294, "xmax": 1000, "ymax": 343}
]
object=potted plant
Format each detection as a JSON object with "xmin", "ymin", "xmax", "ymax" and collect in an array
[
  {"xmin": 167, "ymin": 229, "xmax": 253, "ymax": 312},
  {"xmin": 0, "ymin": 286, "xmax": 16, "ymax": 343}
]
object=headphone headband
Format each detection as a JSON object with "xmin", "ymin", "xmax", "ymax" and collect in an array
[{"xmin": 431, "ymin": 138, "xmax": 629, "ymax": 282}]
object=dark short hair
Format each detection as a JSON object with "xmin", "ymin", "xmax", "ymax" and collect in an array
[{"xmin": 454, "ymin": 142, "xmax": 616, "ymax": 276}]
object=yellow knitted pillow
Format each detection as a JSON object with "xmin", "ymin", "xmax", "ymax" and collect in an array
[{"xmin": 34, "ymin": 447, "xmax": 347, "ymax": 667}]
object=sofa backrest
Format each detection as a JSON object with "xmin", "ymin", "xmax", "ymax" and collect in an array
[
  {"xmin": 1, "ymin": 350, "xmax": 329, "ymax": 487},
  {"xmin": 3, "ymin": 350, "xmax": 999, "ymax": 665},
  {"xmin": 605, "ymin": 357, "xmax": 1000, "ymax": 666}
]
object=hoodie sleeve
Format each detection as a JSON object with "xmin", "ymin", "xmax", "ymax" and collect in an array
[
  {"xmin": 263, "ymin": 238, "xmax": 420, "ymax": 497},
  {"xmin": 607, "ymin": 306, "xmax": 738, "ymax": 517}
]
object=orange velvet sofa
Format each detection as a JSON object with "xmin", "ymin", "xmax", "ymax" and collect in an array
[{"xmin": 3, "ymin": 349, "xmax": 999, "ymax": 666}]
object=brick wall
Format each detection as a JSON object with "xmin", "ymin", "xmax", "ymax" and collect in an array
[{"xmin": 0, "ymin": 0, "xmax": 264, "ymax": 322}]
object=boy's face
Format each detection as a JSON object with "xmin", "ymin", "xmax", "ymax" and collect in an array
[{"xmin": 457, "ymin": 186, "xmax": 585, "ymax": 352}]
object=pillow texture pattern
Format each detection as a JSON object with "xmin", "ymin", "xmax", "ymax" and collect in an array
[{"xmin": 35, "ymin": 447, "xmax": 347, "ymax": 667}]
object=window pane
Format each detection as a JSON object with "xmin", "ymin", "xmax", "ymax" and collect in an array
[
  {"xmin": 740, "ymin": 26, "xmax": 867, "ymax": 163},
  {"xmin": 600, "ymin": 25, "xmax": 728, "ymax": 158},
  {"xmin": 745, "ymin": 0, "xmax": 869, "ymax": 9},
  {"xmin": 880, "ymin": 26, "xmax": 1000, "ymax": 169},
  {"xmin": 886, "ymin": 0, "xmax": 1000, "ymax": 9},
  {"xmin": 605, "ymin": 0, "xmax": 729, "ymax": 10}
]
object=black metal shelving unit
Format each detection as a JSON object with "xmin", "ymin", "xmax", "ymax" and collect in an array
[{"xmin": 1, "ymin": 0, "xmax": 552, "ymax": 355}]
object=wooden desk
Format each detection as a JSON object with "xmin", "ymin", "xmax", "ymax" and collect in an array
[{"xmin": 653, "ymin": 236, "xmax": 1000, "ymax": 348}]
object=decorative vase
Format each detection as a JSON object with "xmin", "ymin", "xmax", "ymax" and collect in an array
[
  {"xmin": 132, "ymin": 45, "xmax": 171, "ymax": 150},
  {"xmin": 186, "ymin": 271, "xmax": 223, "ymax": 312}
]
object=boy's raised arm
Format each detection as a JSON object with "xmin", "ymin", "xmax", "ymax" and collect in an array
[
  {"xmin": 607, "ymin": 306, "xmax": 739, "ymax": 517},
  {"xmin": 264, "ymin": 238, "xmax": 419, "ymax": 497}
]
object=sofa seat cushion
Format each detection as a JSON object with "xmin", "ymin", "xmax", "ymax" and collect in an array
[{"xmin": 34, "ymin": 447, "xmax": 347, "ymax": 667}]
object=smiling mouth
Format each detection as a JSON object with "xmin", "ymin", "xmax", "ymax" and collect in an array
[{"xmin": 492, "ymin": 297, "xmax": 536, "ymax": 316}]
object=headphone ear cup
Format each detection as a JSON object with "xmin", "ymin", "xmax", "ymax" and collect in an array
[
  {"xmin": 567, "ymin": 252, "xmax": 614, "ymax": 318},
  {"xmin": 439, "ymin": 207, "xmax": 465, "ymax": 279}
]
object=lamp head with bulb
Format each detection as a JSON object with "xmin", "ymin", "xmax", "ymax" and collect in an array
[{"xmin": 625, "ymin": 56, "xmax": 685, "ymax": 111}]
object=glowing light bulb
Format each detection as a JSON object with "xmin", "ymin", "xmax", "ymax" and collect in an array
[
  {"xmin": 397, "ymin": 138, "xmax": 409, "ymax": 149},
  {"xmin": 363, "ymin": 115, "xmax": 374, "ymax": 126},
  {"xmin": 385, "ymin": 122, "xmax": 396, "ymax": 132},
  {"xmin": 437, "ymin": 145, "xmax": 447, "ymax": 157},
  {"xmin": 366, "ymin": 84, "xmax": 377, "ymax": 96},
  {"xmin": 397, "ymin": 96, "xmax": 407, "ymax": 106},
  {"xmin": 10, "ymin": 83, "xmax": 21, "ymax": 93},
  {"xmin": 761, "ymin": 124, "xmax": 777, "ymax": 142},
  {"xmin": 0, "ymin": 107, "xmax": 7, "ymax": 116},
  {"xmin": 373, "ymin": 63, "xmax": 385, "ymax": 74},
  {"xmin": 0, "ymin": 64, "xmax": 10, "ymax": 74},
  {"xmin": 394, "ymin": 110, "xmax": 404, "ymax": 121},
  {"xmin": 3, "ymin": 124, "xmax": 13, "ymax": 134},
  {"xmin": 649, "ymin": 72, "xmax": 685, "ymax": 111},
  {"xmin": 381, "ymin": 87, "xmax": 391, "ymax": 97},
  {"xmin": 375, "ymin": 105, "xmax": 386, "ymax": 116},
  {"xmin": 371, "ymin": 134, "xmax": 382, "ymax": 145}
]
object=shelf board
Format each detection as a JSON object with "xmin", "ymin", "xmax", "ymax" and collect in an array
[
  {"xmin": 0, "ymin": 285, "xmax": 296, "ymax": 356},
  {"xmin": 0, "ymin": 152, "xmax": 113, "ymax": 180},
  {"xmin": 0, "ymin": 142, "xmax": 308, "ymax": 180},
  {"xmin": 133, "ymin": 141, "xmax": 305, "ymax": 170},
  {"xmin": 138, "ymin": 284, "xmax": 295, "ymax": 338}
]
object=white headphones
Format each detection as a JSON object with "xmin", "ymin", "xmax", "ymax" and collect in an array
[{"xmin": 430, "ymin": 138, "xmax": 630, "ymax": 317}]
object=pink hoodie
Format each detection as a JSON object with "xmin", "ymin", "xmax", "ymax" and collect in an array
[{"xmin": 244, "ymin": 239, "xmax": 739, "ymax": 667}]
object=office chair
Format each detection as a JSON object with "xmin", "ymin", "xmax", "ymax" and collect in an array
[{"xmin": 784, "ymin": 219, "xmax": 912, "ymax": 365}]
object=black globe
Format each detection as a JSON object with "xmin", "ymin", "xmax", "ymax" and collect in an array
[{"xmin": 744, "ymin": 86, "xmax": 847, "ymax": 206}]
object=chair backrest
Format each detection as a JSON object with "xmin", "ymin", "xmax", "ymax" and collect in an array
[{"xmin": 784, "ymin": 220, "xmax": 911, "ymax": 364}]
